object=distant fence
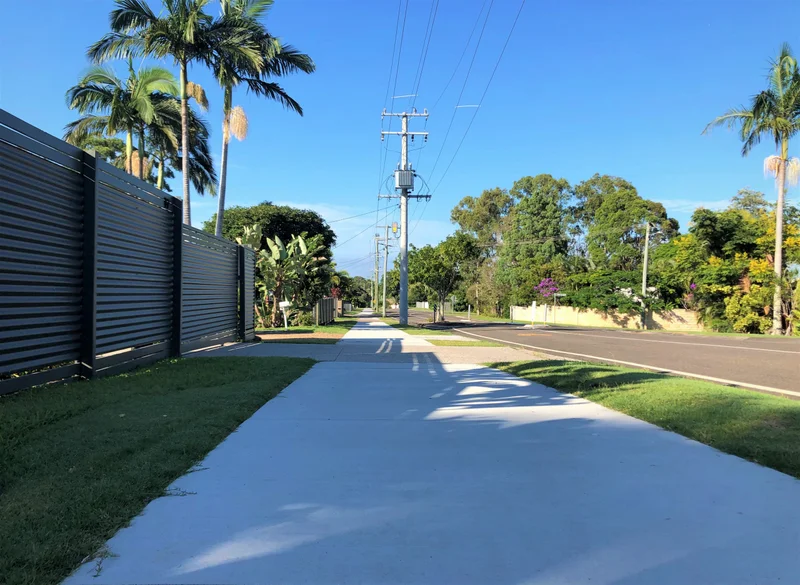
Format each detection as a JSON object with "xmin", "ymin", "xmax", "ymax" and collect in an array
[
  {"xmin": 510, "ymin": 304, "xmax": 703, "ymax": 331},
  {"xmin": 0, "ymin": 109, "xmax": 255, "ymax": 395},
  {"xmin": 313, "ymin": 297, "xmax": 336, "ymax": 325}
]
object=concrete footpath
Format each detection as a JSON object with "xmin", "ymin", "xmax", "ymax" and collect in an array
[{"xmin": 64, "ymin": 314, "xmax": 800, "ymax": 584}]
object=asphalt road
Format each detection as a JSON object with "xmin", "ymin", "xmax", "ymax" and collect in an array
[{"xmin": 404, "ymin": 309, "xmax": 800, "ymax": 396}]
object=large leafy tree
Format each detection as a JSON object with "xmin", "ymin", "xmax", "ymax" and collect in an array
[
  {"xmin": 586, "ymin": 190, "xmax": 677, "ymax": 272},
  {"xmin": 496, "ymin": 174, "xmax": 572, "ymax": 304},
  {"xmin": 704, "ymin": 43, "xmax": 800, "ymax": 334},
  {"xmin": 408, "ymin": 233, "xmax": 479, "ymax": 321},
  {"xmin": 89, "ymin": 0, "xmax": 261, "ymax": 224},
  {"xmin": 64, "ymin": 61, "xmax": 178, "ymax": 178},
  {"xmin": 206, "ymin": 201, "xmax": 335, "ymax": 250},
  {"xmin": 212, "ymin": 0, "xmax": 314, "ymax": 236},
  {"xmin": 450, "ymin": 186, "xmax": 514, "ymax": 255}
]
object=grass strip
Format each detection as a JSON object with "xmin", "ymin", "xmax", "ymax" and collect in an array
[
  {"xmin": 490, "ymin": 360, "xmax": 800, "ymax": 480},
  {"xmin": 0, "ymin": 357, "xmax": 314, "ymax": 585}
]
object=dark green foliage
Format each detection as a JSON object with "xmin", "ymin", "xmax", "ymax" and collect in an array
[{"xmin": 205, "ymin": 201, "xmax": 335, "ymax": 249}]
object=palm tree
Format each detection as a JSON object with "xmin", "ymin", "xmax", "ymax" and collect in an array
[
  {"xmin": 148, "ymin": 101, "xmax": 217, "ymax": 194},
  {"xmin": 704, "ymin": 43, "xmax": 800, "ymax": 334},
  {"xmin": 64, "ymin": 61, "xmax": 178, "ymax": 178},
  {"xmin": 89, "ymin": 0, "xmax": 261, "ymax": 225},
  {"xmin": 212, "ymin": 0, "xmax": 315, "ymax": 236}
]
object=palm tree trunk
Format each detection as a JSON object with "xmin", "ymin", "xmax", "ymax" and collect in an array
[
  {"xmin": 125, "ymin": 129, "xmax": 133, "ymax": 174},
  {"xmin": 772, "ymin": 142, "xmax": 787, "ymax": 334},
  {"xmin": 180, "ymin": 61, "xmax": 191, "ymax": 225},
  {"xmin": 215, "ymin": 85, "xmax": 232, "ymax": 237},
  {"xmin": 157, "ymin": 159, "xmax": 164, "ymax": 190},
  {"xmin": 138, "ymin": 125, "xmax": 145, "ymax": 179}
]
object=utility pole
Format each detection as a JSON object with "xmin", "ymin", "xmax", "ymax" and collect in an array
[
  {"xmin": 382, "ymin": 225, "xmax": 390, "ymax": 317},
  {"xmin": 641, "ymin": 221, "xmax": 651, "ymax": 330},
  {"xmin": 381, "ymin": 109, "xmax": 428, "ymax": 325},
  {"xmin": 374, "ymin": 235, "xmax": 380, "ymax": 313}
]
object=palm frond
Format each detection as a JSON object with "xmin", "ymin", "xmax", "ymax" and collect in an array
[
  {"xmin": 702, "ymin": 108, "xmax": 753, "ymax": 134},
  {"xmin": 242, "ymin": 78, "xmax": 302, "ymax": 114},
  {"xmin": 87, "ymin": 32, "xmax": 143, "ymax": 63},
  {"xmin": 109, "ymin": 0, "xmax": 157, "ymax": 32},
  {"xmin": 63, "ymin": 115, "xmax": 112, "ymax": 145},
  {"xmin": 135, "ymin": 66, "xmax": 180, "ymax": 96},
  {"xmin": 260, "ymin": 42, "xmax": 315, "ymax": 76}
]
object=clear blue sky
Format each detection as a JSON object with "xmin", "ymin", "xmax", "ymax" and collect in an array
[{"xmin": 3, "ymin": 0, "xmax": 800, "ymax": 276}]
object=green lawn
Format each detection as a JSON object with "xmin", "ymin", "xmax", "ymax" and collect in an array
[
  {"xmin": 428, "ymin": 339, "xmax": 504, "ymax": 347},
  {"xmin": 380, "ymin": 318, "xmax": 452, "ymax": 335},
  {"xmin": 412, "ymin": 307, "xmax": 514, "ymax": 323},
  {"xmin": 0, "ymin": 357, "xmax": 314, "ymax": 585},
  {"xmin": 261, "ymin": 338, "xmax": 339, "ymax": 345},
  {"xmin": 491, "ymin": 360, "xmax": 800, "ymax": 479},
  {"xmin": 257, "ymin": 318, "xmax": 358, "ymax": 336}
]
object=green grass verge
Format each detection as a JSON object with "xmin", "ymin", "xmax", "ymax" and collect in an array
[
  {"xmin": 411, "ymin": 307, "xmax": 514, "ymax": 323},
  {"xmin": 490, "ymin": 360, "xmax": 800, "ymax": 479},
  {"xmin": 428, "ymin": 339, "xmax": 504, "ymax": 347},
  {"xmin": 380, "ymin": 318, "xmax": 452, "ymax": 335},
  {"xmin": 257, "ymin": 318, "xmax": 358, "ymax": 336},
  {"xmin": 0, "ymin": 357, "xmax": 314, "ymax": 585},
  {"xmin": 260, "ymin": 338, "xmax": 340, "ymax": 345}
]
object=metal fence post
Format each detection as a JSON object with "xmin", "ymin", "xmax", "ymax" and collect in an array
[
  {"xmin": 171, "ymin": 199, "xmax": 183, "ymax": 357},
  {"xmin": 79, "ymin": 151, "xmax": 98, "ymax": 378},
  {"xmin": 237, "ymin": 246, "xmax": 246, "ymax": 340}
]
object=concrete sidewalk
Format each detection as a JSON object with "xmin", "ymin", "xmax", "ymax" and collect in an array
[
  {"xmin": 191, "ymin": 313, "xmax": 538, "ymax": 364},
  {"xmin": 63, "ymin": 313, "xmax": 800, "ymax": 584}
]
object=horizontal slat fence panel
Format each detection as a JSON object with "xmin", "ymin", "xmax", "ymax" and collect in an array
[
  {"xmin": 0, "ymin": 109, "xmax": 84, "ymax": 387},
  {"xmin": 181, "ymin": 226, "xmax": 239, "ymax": 351},
  {"xmin": 242, "ymin": 247, "xmax": 256, "ymax": 341},
  {"xmin": 0, "ymin": 108, "xmax": 256, "ymax": 394},
  {"xmin": 95, "ymin": 160, "xmax": 176, "ymax": 358}
]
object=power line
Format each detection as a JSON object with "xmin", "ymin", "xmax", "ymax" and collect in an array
[
  {"xmin": 410, "ymin": 0, "xmax": 440, "ymax": 112},
  {"xmin": 379, "ymin": 0, "xmax": 411, "ymax": 188},
  {"xmin": 328, "ymin": 208, "xmax": 391, "ymax": 223},
  {"xmin": 427, "ymin": 0, "xmax": 495, "ymax": 180},
  {"xmin": 429, "ymin": 0, "xmax": 491, "ymax": 113},
  {"xmin": 432, "ymin": 0, "xmax": 526, "ymax": 194},
  {"xmin": 334, "ymin": 205, "xmax": 397, "ymax": 249}
]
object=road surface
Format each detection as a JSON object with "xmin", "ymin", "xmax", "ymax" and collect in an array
[{"xmin": 405, "ymin": 309, "xmax": 800, "ymax": 396}]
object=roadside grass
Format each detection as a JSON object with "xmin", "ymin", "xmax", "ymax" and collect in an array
[
  {"xmin": 428, "ymin": 339, "xmax": 504, "ymax": 347},
  {"xmin": 490, "ymin": 360, "xmax": 800, "ymax": 479},
  {"xmin": 260, "ymin": 338, "xmax": 339, "ymax": 345},
  {"xmin": 257, "ymin": 318, "xmax": 358, "ymax": 336},
  {"xmin": 413, "ymin": 307, "xmax": 514, "ymax": 323},
  {"xmin": 380, "ymin": 318, "xmax": 452, "ymax": 335},
  {"xmin": 0, "ymin": 357, "xmax": 314, "ymax": 585}
]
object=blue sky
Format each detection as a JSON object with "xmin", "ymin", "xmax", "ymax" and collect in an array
[{"xmin": 3, "ymin": 0, "xmax": 800, "ymax": 276}]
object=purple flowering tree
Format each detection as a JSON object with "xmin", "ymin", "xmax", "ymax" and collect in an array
[{"xmin": 534, "ymin": 278, "xmax": 559, "ymax": 300}]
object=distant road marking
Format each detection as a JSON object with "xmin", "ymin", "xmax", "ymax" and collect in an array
[
  {"xmin": 543, "ymin": 329, "xmax": 799, "ymax": 355},
  {"xmin": 454, "ymin": 328, "xmax": 800, "ymax": 398},
  {"xmin": 412, "ymin": 354, "xmax": 419, "ymax": 372}
]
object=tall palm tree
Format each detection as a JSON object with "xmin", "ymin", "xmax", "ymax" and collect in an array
[
  {"xmin": 64, "ymin": 61, "xmax": 178, "ymax": 178},
  {"xmin": 148, "ymin": 100, "xmax": 217, "ymax": 194},
  {"xmin": 89, "ymin": 0, "xmax": 261, "ymax": 224},
  {"xmin": 212, "ymin": 0, "xmax": 315, "ymax": 236},
  {"xmin": 704, "ymin": 43, "xmax": 800, "ymax": 334}
]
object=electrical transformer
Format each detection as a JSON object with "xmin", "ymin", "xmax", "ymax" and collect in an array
[{"xmin": 394, "ymin": 169, "xmax": 414, "ymax": 191}]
